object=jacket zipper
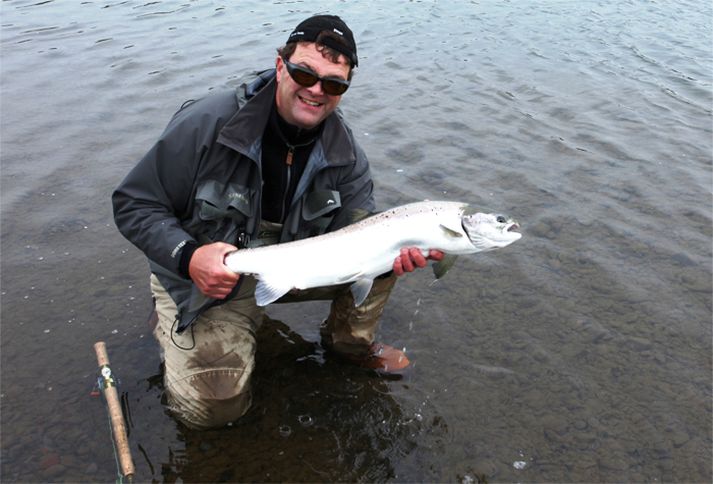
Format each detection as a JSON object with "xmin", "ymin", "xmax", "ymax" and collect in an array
[{"xmin": 279, "ymin": 147, "xmax": 294, "ymax": 223}]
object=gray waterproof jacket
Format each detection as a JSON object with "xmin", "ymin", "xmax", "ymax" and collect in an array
[{"xmin": 112, "ymin": 70, "xmax": 375, "ymax": 331}]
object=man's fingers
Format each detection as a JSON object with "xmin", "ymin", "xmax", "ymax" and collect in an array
[
  {"xmin": 400, "ymin": 248, "xmax": 415, "ymax": 272},
  {"xmin": 394, "ymin": 247, "xmax": 445, "ymax": 277},
  {"xmin": 208, "ymin": 286, "xmax": 233, "ymax": 299},
  {"xmin": 393, "ymin": 255, "xmax": 404, "ymax": 276},
  {"xmin": 202, "ymin": 274, "xmax": 238, "ymax": 299},
  {"xmin": 409, "ymin": 247, "xmax": 428, "ymax": 268}
]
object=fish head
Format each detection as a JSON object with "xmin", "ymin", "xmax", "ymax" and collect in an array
[{"xmin": 461, "ymin": 212, "xmax": 522, "ymax": 251}]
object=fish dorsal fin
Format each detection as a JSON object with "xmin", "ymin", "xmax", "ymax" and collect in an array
[
  {"xmin": 254, "ymin": 278, "xmax": 293, "ymax": 307},
  {"xmin": 350, "ymin": 278, "xmax": 374, "ymax": 307},
  {"xmin": 439, "ymin": 224, "xmax": 463, "ymax": 238},
  {"xmin": 432, "ymin": 254, "xmax": 458, "ymax": 279}
]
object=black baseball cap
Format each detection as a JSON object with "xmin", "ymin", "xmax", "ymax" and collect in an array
[{"xmin": 286, "ymin": 14, "xmax": 358, "ymax": 67}]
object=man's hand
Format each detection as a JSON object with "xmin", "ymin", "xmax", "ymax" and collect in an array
[
  {"xmin": 188, "ymin": 242, "xmax": 240, "ymax": 299},
  {"xmin": 393, "ymin": 247, "xmax": 445, "ymax": 276}
]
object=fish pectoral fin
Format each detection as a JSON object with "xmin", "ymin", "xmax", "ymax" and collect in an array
[
  {"xmin": 433, "ymin": 254, "xmax": 458, "ymax": 279},
  {"xmin": 350, "ymin": 278, "xmax": 374, "ymax": 307},
  {"xmin": 439, "ymin": 224, "xmax": 463, "ymax": 238},
  {"xmin": 254, "ymin": 278, "xmax": 293, "ymax": 307}
]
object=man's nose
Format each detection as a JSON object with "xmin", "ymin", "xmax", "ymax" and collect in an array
[{"xmin": 305, "ymin": 80, "xmax": 325, "ymax": 96}]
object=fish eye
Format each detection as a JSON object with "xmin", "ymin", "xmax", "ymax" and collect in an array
[{"xmin": 496, "ymin": 215, "xmax": 507, "ymax": 223}]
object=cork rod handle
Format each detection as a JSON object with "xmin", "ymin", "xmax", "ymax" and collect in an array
[{"xmin": 94, "ymin": 341, "xmax": 135, "ymax": 480}]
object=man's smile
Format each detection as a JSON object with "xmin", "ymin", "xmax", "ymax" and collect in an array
[{"xmin": 298, "ymin": 95, "xmax": 322, "ymax": 107}]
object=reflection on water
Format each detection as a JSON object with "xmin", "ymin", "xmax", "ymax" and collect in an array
[
  {"xmin": 132, "ymin": 316, "xmax": 431, "ymax": 482},
  {"xmin": 1, "ymin": 0, "xmax": 711, "ymax": 482}
]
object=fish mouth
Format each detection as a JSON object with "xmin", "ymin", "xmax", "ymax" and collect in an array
[{"xmin": 507, "ymin": 223, "xmax": 520, "ymax": 233}]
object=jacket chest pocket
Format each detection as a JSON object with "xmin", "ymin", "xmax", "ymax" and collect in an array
[
  {"xmin": 194, "ymin": 180, "xmax": 254, "ymax": 243},
  {"xmin": 297, "ymin": 189, "xmax": 341, "ymax": 238}
]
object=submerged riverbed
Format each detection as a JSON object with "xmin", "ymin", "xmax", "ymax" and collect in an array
[{"xmin": 1, "ymin": 0, "xmax": 711, "ymax": 482}]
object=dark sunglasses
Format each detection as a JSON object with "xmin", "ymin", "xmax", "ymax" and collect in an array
[{"xmin": 282, "ymin": 59, "xmax": 350, "ymax": 96}]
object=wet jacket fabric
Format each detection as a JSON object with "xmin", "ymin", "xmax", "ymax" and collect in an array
[{"xmin": 112, "ymin": 69, "xmax": 375, "ymax": 330}]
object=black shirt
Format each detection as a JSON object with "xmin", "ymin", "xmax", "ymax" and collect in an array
[{"xmin": 260, "ymin": 105, "xmax": 322, "ymax": 223}]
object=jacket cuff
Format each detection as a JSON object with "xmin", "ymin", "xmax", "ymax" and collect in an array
[{"xmin": 178, "ymin": 241, "xmax": 198, "ymax": 279}]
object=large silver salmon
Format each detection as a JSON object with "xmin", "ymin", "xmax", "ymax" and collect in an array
[{"xmin": 224, "ymin": 201, "xmax": 521, "ymax": 306}]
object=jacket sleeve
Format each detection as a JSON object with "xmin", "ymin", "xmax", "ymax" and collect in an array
[{"xmin": 112, "ymin": 95, "xmax": 234, "ymax": 275}]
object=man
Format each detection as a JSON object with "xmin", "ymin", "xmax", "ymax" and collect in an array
[{"xmin": 112, "ymin": 14, "xmax": 442, "ymax": 429}]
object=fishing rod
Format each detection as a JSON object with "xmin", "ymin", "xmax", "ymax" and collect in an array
[{"xmin": 94, "ymin": 341, "xmax": 135, "ymax": 482}]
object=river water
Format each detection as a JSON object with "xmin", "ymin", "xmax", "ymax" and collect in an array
[{"xmin": 1, "ymin": 0, "xmax": 711, "ymax": 482}]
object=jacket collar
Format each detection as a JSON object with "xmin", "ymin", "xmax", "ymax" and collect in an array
[{"xmin": 217, "ymin": 69, "xmax": 356, "ymax": 167}]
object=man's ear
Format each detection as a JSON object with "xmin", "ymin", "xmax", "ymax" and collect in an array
[{"xmin": 275, "ymin": 56, "xmax": 284, "ymax": 82}]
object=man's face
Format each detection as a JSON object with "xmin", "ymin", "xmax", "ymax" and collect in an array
[{"xmin": 275, "ymin": 42, "xmax": 351, "ymax": 129}]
